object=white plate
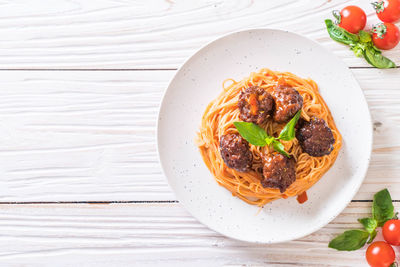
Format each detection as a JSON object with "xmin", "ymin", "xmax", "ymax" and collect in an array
[{"xmin": 157, "ymin": 29, "xmax": 372, "ymax": 243}]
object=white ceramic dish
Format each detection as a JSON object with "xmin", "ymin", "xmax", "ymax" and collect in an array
[{"xmin": 157, "ymin": 29, "xmax": 372, "ymax": 243}]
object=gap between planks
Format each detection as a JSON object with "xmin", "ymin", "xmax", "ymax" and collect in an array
[
  {"xmin": 0, "ymin": 67, "xmax": 397, "ymax": 71},
  {"xmin": 2, "ymin": 200, "xmax": 400, "ymax": 205}
]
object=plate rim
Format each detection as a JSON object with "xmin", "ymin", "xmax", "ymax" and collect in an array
[{"xmin": 156, "ymin": 28, "xmax": 373, "ymax": 243}]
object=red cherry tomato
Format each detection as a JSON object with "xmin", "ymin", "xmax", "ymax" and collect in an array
[
  {"xmin": 333, "ymin": 6, "xmax": 367, "ymax": 34},
  {"xmin": 383, "ymin": 219, "xmax": 400, "ymax": 246},
  {"xmin": 372, "ymin": 0, "xmax": 400, "ymax": 23},
  {"xmin": 372, "ymin": 22, "xmax": 400, "ymax": 50},
  {"xmin": 366, "ymin": 241, "xmax": 395, "ymax": 267}
]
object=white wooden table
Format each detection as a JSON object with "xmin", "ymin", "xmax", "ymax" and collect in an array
[{"xmin": 1, "ymin": 0, "xmax": 399, "ymax": 266}]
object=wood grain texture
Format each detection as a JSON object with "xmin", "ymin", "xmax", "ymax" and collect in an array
[
  {"xmin": 0, "ymin": 1, "xmax": 398, "ymax": 266},
  {"xmin": 0, "ymin": 202, "xmax": 391, "ymax": 267},
  {"xmin": 0, "ymin": 69, "xmax": 398, "ymax": 201},
  {"xmin": 0, "ymin": 70, "xmax": 170, "ymax": 201},
  {"xmin": 0, "ymin": 0, "xmax": 398, "ymax": 69}
]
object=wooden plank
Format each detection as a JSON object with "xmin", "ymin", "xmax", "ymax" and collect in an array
[
  {"xmin": 0, "ymin": 202, "xmax": 390, "ymax": 266},
  {"xmin": 356, "ymin": 68, "xmax": 400, "ymax": 200},
  {"xmin": 0, "ymin": 69, "xmax": 398, "ymax": 201},
  {"xmin": 0, "ymin": 0, "xmax": 398, "ymax": 69},
  {"xmin": 0, "ymin": 70, "xmax": 171, "ymax": 201}
]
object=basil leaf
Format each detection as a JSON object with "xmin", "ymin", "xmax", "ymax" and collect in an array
[
  {"xmin": 328, "ymin": 230, "xmax": 369, "ymax": 251},
  {"xmin": 373, "ymin": 189, "xmax": 394, "ymax": 226},
  {"xmin": 272, "ymin": 140, "xmax": 289, "ymax": 157},
  {"xmin": 278, "ymin": 110, "xmax": 301, "ymax": 141},
  {"xmin": 367, "ymin": 230, "xmax": 377, "ymax": 244},
  {"xmin": 233, "ymin": 122, "xmax": 269, "ymax": 146},
  {"xmin": 358, "ymin": 217, "xmax": 377, "ymax": 234},
  {"xmin": 325, "ymin": 19, "xmax": 359, "ymax": 46},
  {"xmin": 359, "ymin": 30, "xmax": 372, "ymax": 43},
  {"xmin": 364, "ymin": 45, "xmax": 396, "ymax": 69},
  {"xmin": 351, "ymin": 43, "xmax": 365, "ymax": 58},
  {"xmin": 371, "ymin": 43, "xmax": 381, "ymax": 52},
  {"xmin": 265, "ymin": 136, "xmax": 275, "ymax": 145}
]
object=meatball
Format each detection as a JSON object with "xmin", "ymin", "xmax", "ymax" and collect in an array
[
  {"xmin": 296, "ymin": 117, "xmax": 335, "ymax": 157},
  {"xmin": 261, "ymin": 153, "xmax": 296, "ymax": 193},
  {"xmin": 272, "ymin": 85, "xmax": 303, "ymax": 123},
  {"xmin": 238, "ymin": 86, "xmax": 274, "ymax": 124},
  {"xmin": 220, "ymin": 133, "xmax": 253, "ymax": 172}
]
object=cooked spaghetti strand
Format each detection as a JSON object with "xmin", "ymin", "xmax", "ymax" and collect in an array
[{"xmin": 197, "ymin": 68, "xmax": 342, "ymax": 206}]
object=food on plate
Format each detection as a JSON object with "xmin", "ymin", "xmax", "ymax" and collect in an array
[
  {"xmin": 196, "ymin": 69, "xmax": 342, "ymax": 206},
  {"xmin": 296, "ymin": 117, "xmax": 335, "ymax": 157},
  {"xmin": 219, "ymin": 133, "xmax": 253, "ymax": 172},
  {"xmin": 333, "ymin": 5, "xmax": 367, "ymax": 33},
  {"xmin": 366, "ymin": 241, "xmax": 395, "ymax": 267},
  {"xmin": 261, "ymin": 153, "xmax": 296, "ymax": 193},
  {"xmin": 372, "ymin": 23, "xmax": 400, "ymax": 50},
  {"xmin": 272, "ymin": 85, "xmax": 303, "ymax": 123},
  {"xmin": 238, "ymin": 86, "xmax": 274, "ymax": 124},
  {"xmin": 296, "ymin": 191, "xmax": 308, "ymax": 204},
  {"xmin": 383, "ymin": 219, "xmax": 400, "ymax": 246},
  {"xmin": 372, "ymin": 0, "xmax": 400, "ymax": 23},
  {"xmin": 325, "ymin": 19, "xmax": 396, "ymax": 69}
]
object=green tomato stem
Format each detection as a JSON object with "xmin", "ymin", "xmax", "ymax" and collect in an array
[
  {"xmin": 371, "ymin": 1, "xmax": 385, "ymax": 13},
  {"xmin": 332, "ymin": 10, "xmax": 341, "ymax": 25}
]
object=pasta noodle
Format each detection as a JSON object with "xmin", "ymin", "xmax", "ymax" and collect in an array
[{"xmin": 196, "ymin": 68, "xmax": 342, "ymax": 206}]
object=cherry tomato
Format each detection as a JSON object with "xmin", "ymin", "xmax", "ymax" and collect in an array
[
  {"xmin": 383, "ymin": 219, "xmax": 400, "ymax": 246},
  {"xmin": 372, "ymin": 0, "xmax": 400, "ymax": 23},
  {"xmin": 333, "ymin": 6, "xmax": 367, "ymax": 34},
  {"xmin": 366, "ymin": 241, "xmax": 395, "ymax": 267},
  {"xmin": 372, "ymin": 22, "xmax": 400, "ymax": 50}
]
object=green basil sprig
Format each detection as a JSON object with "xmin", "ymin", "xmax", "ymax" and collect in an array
[
  {"xmin": 372, "ymin": 188, "xmax": 394, "ymax": 226},
  {"xmin": 329, "ymin": 189, "xmax": 395, "ymax": 251},
  {"xmin": 277, "ymin": 111, "xmax": 301, "ymax": 141},
  {"xmin": 233, "ymin": 122, "xmax": 274, "ymax": 147},
  {"xmin": 358, "ymin": 217, "xmax": 378, "ymax": 244},
  {"xmin": 272, "ymin": 141, "xmax": 289, "ymax": 157},
  {"xmin": 233, "ymin": 110, "xmax": 301, "ymax": 157},
  {"xmin": 364, "ymin": 45, "xmax": 396, "ymax": 69},
  {"xmin": 359, "ymin": 30, "xmax": 372, "ymax": 43},
  {"xmin": 325, "ymin": 19, "xmax": 359, "ymax": 45},
  {"xmin": 328, "ymin": 230, "xmax": 369, "ymax": 251},
  {"xmin": 324, "ymin": 19, "xmax": 396, "ymax": 69},
  {"xmin": 358, "ymin": 217, "xmax": 378, "ymax": 234}
]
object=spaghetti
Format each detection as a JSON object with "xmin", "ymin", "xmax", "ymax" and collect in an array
[{"xmin": 196, "ymin": 68, "xmax": 342, "ymax": 206}]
